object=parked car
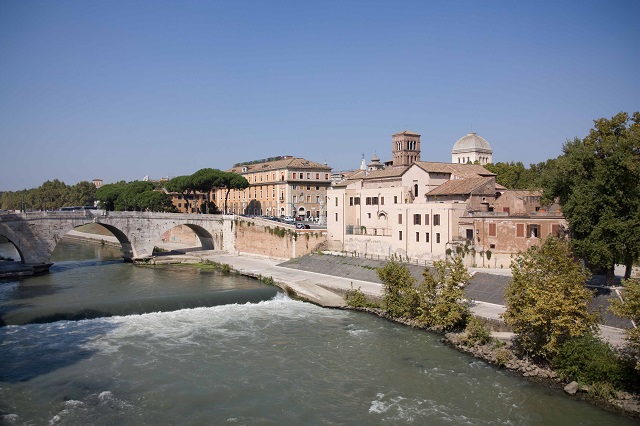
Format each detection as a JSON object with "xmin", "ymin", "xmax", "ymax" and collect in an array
[{"xmin": 295, "ymin": 223, "xmax": 310, "ymax": 229}]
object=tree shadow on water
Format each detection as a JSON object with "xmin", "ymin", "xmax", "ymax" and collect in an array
[{"xmin": 0, "ymin": 318, "xmax": 119, "ymax": 383}]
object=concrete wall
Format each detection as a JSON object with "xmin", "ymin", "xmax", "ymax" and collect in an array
[{"xmin": 234, "ymin": 218, "xmax": 326, "ymax": 259}]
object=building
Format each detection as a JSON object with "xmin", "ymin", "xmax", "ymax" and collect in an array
[
  {"xmin": 92, "ymin": 179, "xmax": 103, "ymax": 189},
  {"xmin": 451, "ymin": 132, "xmax": 493, "ymax": 165},
  {"xmin": 327, "ymin": 129, "xmax": 565, "ymax": 266},
  {"xmin": 216, "ymin": 156, "xmax": 332, "ymax": 218}
]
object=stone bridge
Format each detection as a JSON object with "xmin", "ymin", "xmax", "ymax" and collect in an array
[{"xmin": 0, "ymin": 211, "xmax": 235, "ymax": 272}]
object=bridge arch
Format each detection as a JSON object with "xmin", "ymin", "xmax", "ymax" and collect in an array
[
  {"xmin": 0, "ymin": 222, "xmax": 27, "ymax": 263},
  {"xmin": 154, "ymin": 223, "xmax": 215, "ymax": 252}
]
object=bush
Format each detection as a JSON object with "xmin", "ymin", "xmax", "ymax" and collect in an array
[
  {"xmin": 464, "ymin": 317, "xmax": 492, "ymax": 346},
  {"xmin": 552, "ymin": 335, "xmax": 625, "ymax": 389},
  {"xmin": 378, "ymin": 256, "xmax": 419, "ymax": 317},
  {"xmin": 590, "ymin": 381, "xmax": 617, "ymax": 400},
  {"xmin": 495, "ymin": 348, "xmax": 513, "ymax": 367},
  {"xmin": 344, "ymin": 285, "xmax": 377, "ymax": 308},
  {"xmin": 503, "ymin": 237, "xmax": 597, "ymax": 360}
]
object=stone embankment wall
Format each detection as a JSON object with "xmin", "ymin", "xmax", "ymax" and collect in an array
[{"xmin": 234, "ymin": 218, "xmax": 326, "ymax": 259}]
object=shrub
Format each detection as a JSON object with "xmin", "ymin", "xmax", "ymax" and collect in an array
[
  {"xmin": 610, "ymin": 277, "xmax": 640, "ymax": 371},
  {"xmin": 495, "ymin": 348, "xmax": 513, "ymax": 367},
  {"xmin": 503, "ymin": 237, "xmax": 597, "ymax": 360},
  {"xmin": 378, "ymin": 256, "xmax": 419, "ymax": 318},
  {"xmin": 589, "ymin": 381, "xmax": 617, "ymax": 400},
  {"xmin": 552, "ymin": 335, "xmax": 625, "ymax": 389},
  {"xmin": 464, "ymin": 317, "xmax": 492, "ymax": 346},
  {"xmin": 344, "ymin": 285, "xmax": 377, "ymax": 308}
]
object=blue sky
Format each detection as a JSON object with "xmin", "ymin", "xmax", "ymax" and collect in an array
[{"xmin": 1, "ymin": 0, "xmax": 638, "ymax": 191}]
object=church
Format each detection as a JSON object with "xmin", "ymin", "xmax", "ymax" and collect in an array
[{"xmin": 326, "ymin": 129, "xmax": 565, "ymax": 268}]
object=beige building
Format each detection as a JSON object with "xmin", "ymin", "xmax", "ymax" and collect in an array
[
  {"xmin": 216, "ymin": 156, "xmax": 332, "ymax": 218},
  {"xmin": 328, "ymin": 129, "xmax": 565, "ymax": 266}
]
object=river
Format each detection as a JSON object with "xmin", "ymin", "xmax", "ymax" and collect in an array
[{"xmin": 0, "ymin": 239, "xmax": 634, "ymax": 424}]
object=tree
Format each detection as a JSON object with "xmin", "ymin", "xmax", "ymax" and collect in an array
[
  {"xmin": 378, "ymin": 256, "xmax": 419, "ymax": 318},
  {"xmin": 216, "ymin": 172, "xmax": 249, "ymax": 214},
  {"xmin": 137, "ymin": 190, "xmax": 176, "ymax": 212},
  {"xmin": 416, "ymin": 256, "xmax": 471, "ymax": 330},
  {"xmin": 165, "ymin": 175, "xmax": 196, "ymax": 212},
  {"xmin": 610, "ymin": 277, "xmax": 640, "ymax": 371},
  {"xmin": 191, "ymin": 168, "xmax": 222, "ymax": 214},
  {"xmin": 543, "ymin": 112, "xmax": 640, "ymax": 283},
  {"xmin": 503, "ymin": 236, "xmax": 598, "ymax": 360},
  {"xmin": 95, "ymin": 181, "xmax": 127, "ymax": 211}
]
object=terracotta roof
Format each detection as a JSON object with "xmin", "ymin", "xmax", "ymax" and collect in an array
[
  {"xmin": 498, "ymin": 189, "xmax": 542, "ymax": 198},
  {"xmin": 228, "ymin": 157, "xmax": 331, "ymax": 173},
  {"xmin": 426, "ymin": 177, "xmax": 495, "ymax": 196},
  {"xmin": 361, "ymin": 166, "xmax": 409, "ymax": 180},
  {"xmin": 413, "ymin": 162, "xmax": 495, "ymax": 178},
  {"xmin": 393, "ymin": 130, "xmax": 421, "ymax": 136}
]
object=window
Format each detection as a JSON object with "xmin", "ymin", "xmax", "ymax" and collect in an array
[
  {"xmin": 316, "ymin": 186, "xmax": 319, "ymax": 190},
  {"xmin": 490, "ymin": 244, "xmax": 496, "ymax": 249},
  {"xmin": 178, "ymin": 203, "xmax": 182, "ymax": 208},
  {"xmin": 325, "ymin": 174, "xmax": 329, "ymax": 179},
  {"xmin": 293, "ymin": 185, "xmax": 297, "ymax": 190},
  {"xmin": 436, "ymin": 233, "xmax": 440, "ymax": 243},
  {"xmin": 349, "ymin": 197, "xmax": 353, "ymax": 206},
  {"xmin": 394, "ymin": 196, "xmax": 398, "ymax": 204},
  {"xmin": 466, "ymin": 229, "xmax": 474, "ymax": 240},
  {"xmin": 307, "ymin": 173, "xmax": 311, "ymax": 179},
  {"xmin": 293, "ymin": 196, "xmax": 297, "ymax": 203},
  {"xmin": 354, "ymin": 197, "xmax": 360, "ymax": 205},
  {"xmin": 489, "ymin": 223, "xmax": 496, "ymax": 237},
  {"xmin": 368, "ymin": 213, "xmax": 372, "ymax": 219},
  {"xmin": 381, "ymin": 197, "xmax": 384, "ymax": 205},
  {"xmin": 398, "ymin": 214, "xmax": 403, "ymax": 224},
  {"xmin": 425, "ymin": 232, "xmax": 430, "ymax": 242},
  {"xmin": 527, "ymin": 224, "xmax": 539, "ymax": 238},
  {"xmin": 413, "ymin": 214, "xmax": 421, "ymax": 225},
  {"xmin": 316, "ymin": 173, "xmax": 319, "ymax": 179},
  {"xmin": 399, "ymin": 231, "xmax": 403, "ymax": 240},
  {"xmin": 335, "ymin": 213, "xmax": 338, "ymax": 221},
  {"xmin": 366, "ymin": 197, "xmax": 371, "ymax": 205},
  {"xmin": 335, "ymin": 198, "xmax": 338, "ymax": 207},
  {"xmin": 307, "ymin": 185, "xmax": 310, "ymax": 190},
  {"xmin": 433, "ymin": 214, "xmax": 440, "ymax": 226},
  {"xmin": 293, "ymin": 173, "xmax": 297, "ymax": 179},
  {"xmin": 372, "ymin": 197, "xmax": 378, "ymax": 205},
  {"xmin": 516, "ymin": 223, "xmax": 525, "ymax": 238},
  {"xmin": 306, "ymin": 196, "xmax": 310, "ymax": 203},
  {"xmin": 415, "ymin": 232, "xmax": 419, "ymax": 242},
  {"xmin": 503, "ymin": 207, "xmax": 510, "ymax": 214},
  {"xmin": 414, "ymin": 184, "xmax": 419, "ymax": 197},
  {"xmin": 424, "ymin": 214, "xmax": 429, "ymax": 225}
]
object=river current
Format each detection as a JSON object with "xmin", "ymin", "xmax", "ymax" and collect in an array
[{"xmin": 0, "ymin": 240, "xmax": 633, "ymax": 424}]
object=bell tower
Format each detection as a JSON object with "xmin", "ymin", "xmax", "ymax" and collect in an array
[{"xmin": 392, "ymin": 130, "xmax": 421, "ymax": 167}]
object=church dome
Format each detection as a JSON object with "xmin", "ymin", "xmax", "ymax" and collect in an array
[{"xmin": 451, "ymin": 132, "xmax": 492, "ymax": 154}]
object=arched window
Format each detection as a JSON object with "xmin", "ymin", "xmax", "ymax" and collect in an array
[{"xmin": 414, "ymin": 184, "xmax": 418, "ymax": 197}]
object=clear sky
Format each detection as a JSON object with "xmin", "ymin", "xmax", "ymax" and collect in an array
[{"xmin": 1, "ymin": 0, "xmax": 638, "ymax": 191}]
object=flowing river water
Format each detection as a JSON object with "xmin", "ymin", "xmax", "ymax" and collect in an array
[{"xmin": 0, "ymin": 240, "xmax": 634, "ymax": 424}]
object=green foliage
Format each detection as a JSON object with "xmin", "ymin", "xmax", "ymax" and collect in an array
[
  {"xmin": 378, "ymin": 256, "xmax": 419, "ymax": 318},
  {"xmin": 589, "ymin": 381, "xmax": 618, "ymax": 400},
  {"xmin": 464, "ymin": 317, "xmax": 492, "ymax": 346},
  {"xmin": 552, "ymin": 334, "xmax": 627, "ymax": 390},
  {"xmin": 495, "ymin": 348, "xmax": 514, "ymax": 367},
  {"xmin": 0, "ymin": 179, "xmax": 97, "ymax": 211},
  {"xmin": 610, "ymin": 277, "xmax": 640, "ymax": 370},
  {"xmin": 503, "ymin": 236, "xmax": 598, "ymax": 360},
  {"xmin": 416, "ymin": 256, "xmax": 471, "ymax": 330},
  {"xmin": 483, "ymin": 160, "xmax": 553, "ymax": 190},
  {"xmin": 261, "ymin": 276, "xmax": 275, "ymax": 286},
  {"xmin": 96, "ymin": 180, "xmax": 175, "ymax": 212},
  {"xmin": 542, "ymin": 112, "xmax": 640, "ymax": 282},
  {"xmin": 344, "ymin": 285, "xmax": 378, "ymax": 308}
]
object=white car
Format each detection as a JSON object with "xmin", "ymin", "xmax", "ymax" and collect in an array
[{"xmin": 283, "ymin": 216, "xmax": 294, "ymax": 223}]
